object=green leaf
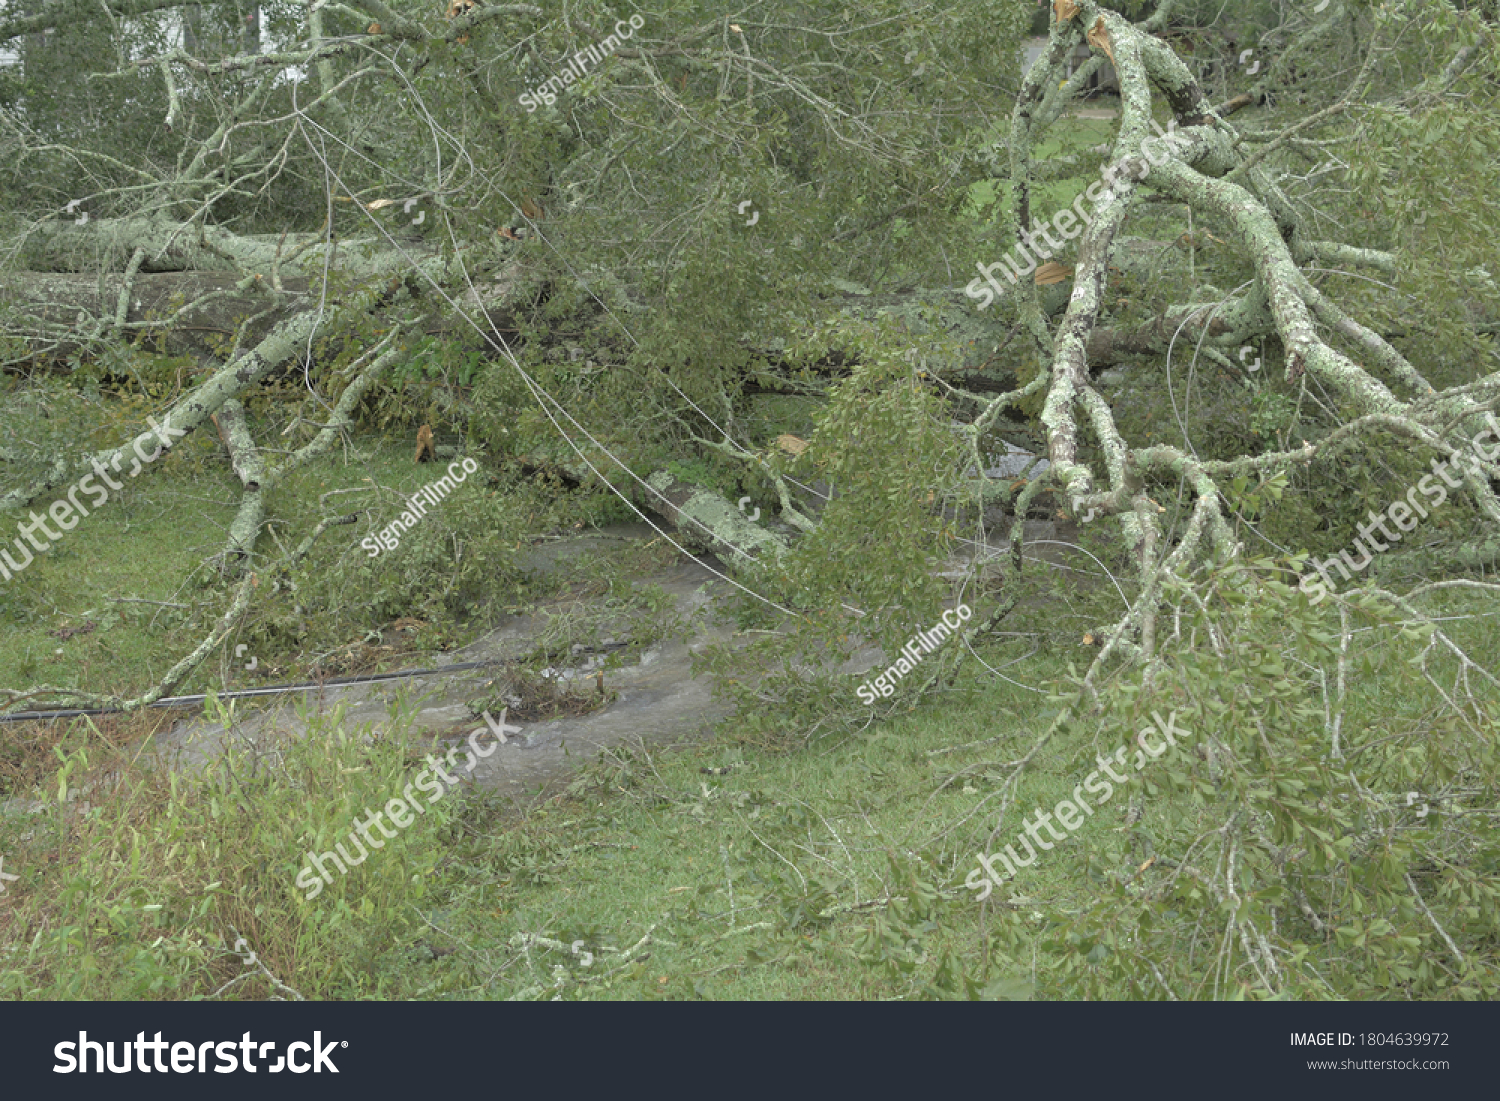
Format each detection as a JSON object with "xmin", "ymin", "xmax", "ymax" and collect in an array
[{"xmin": 979, "ymin": 976, "xmax": 1034, "ymax": 1001}]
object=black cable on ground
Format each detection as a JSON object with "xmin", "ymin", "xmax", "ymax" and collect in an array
[{"xmin": 0, "ymin": 659, "xmax": 508, "ymax": 725}]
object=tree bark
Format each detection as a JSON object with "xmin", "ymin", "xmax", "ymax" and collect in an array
[{"xmin": 0, "ymin": 271, "xmax": 310, "ymax": 361}]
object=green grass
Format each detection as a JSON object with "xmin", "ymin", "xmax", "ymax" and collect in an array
[
  {"xmin": 0, "ymin": 647, "xmax": 1066, "ymax": 1000},
  {"xmin": 4, "ymin": 283, "xmax": 1500, "ymax": 1001},
  {"xmin": 382, "ymin": 680, "xmax": 1068, "ymax": 1000},
  {"xmin": 5, "ymin": 559, "xmax": 1498, "ymax": 1000},
  {"xmin": 0, "ymin": 394, "xmax": 579, "ymax": 698}
]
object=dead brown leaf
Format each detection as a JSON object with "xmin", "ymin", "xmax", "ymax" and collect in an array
[
  {"xmin": 775, "ymin": 434, "xmax": 809, "ymax": 456},
  {"xmin": 1175, "ymin": 230, "xmax": 1224, "ymax": 249},
  {"xmin": 49, "ymin": 620, "xmax": 97, "ymax": 641},
  {"xmin": 1087, "ymin": 17, "xmax": 1116, "ymax": 66},
  {"xmin": 446, "ymin": 0, "xmax": 476, "ymax": 42},
  {"xmin": 1054, "ymin": 0, "xmax": 1079, "ymax": 22},
  {"xmin": 1035, "ymin": 261, "xmax": 1074, "ymax": 285}
]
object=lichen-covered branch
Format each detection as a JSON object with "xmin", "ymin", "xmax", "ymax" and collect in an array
[
  {"xmin": 218, "ymin": 330, "xmax": 406, "ymax": 568},
  {"xmin": 946, "ymin": 0, "xmax": 1500, "ymax": 691}
]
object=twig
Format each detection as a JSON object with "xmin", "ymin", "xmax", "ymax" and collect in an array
[{"xmin": 1404, "ymin": 872, "xmax": 1466, "ymax": 967}]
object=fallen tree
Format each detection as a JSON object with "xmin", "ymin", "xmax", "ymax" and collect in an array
[{"xmin": 2, "ymin": 0, "xmax": 1498, "ymax": 719}]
